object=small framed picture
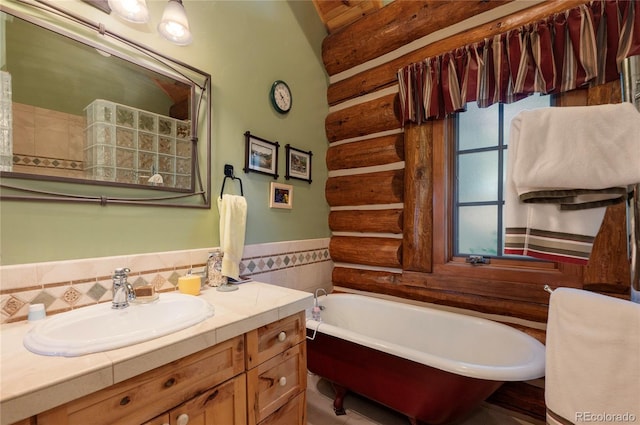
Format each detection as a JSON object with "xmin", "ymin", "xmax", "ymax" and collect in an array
[
  {"xmin": 269, "ymin": 182, "xmax": 293, "ymax": 209},
  {"xmin": 244, "ymin": 131, "xmax": 279, "ymax": 179},
  {"xmin": 285, "ymin": 144, "xmax": 312, "ymax": 183}
]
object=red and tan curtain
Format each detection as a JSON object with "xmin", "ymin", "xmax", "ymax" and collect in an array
[{"xmin": 398, "ymin": 0, "xmax": 640, "ymax": 124}]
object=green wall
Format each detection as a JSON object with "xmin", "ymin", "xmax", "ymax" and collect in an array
[{"xmin": 0, "ymin": 0, "xmax": 330, "ymax": 265}]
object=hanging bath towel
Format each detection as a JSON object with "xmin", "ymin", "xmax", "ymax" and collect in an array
[
  {"xmin": 545, "ymin": 288, "xmax": 640, "ymax": 424},
  {"xmin": 504, "ymin": 102, "xmax": 640, "ymax": 264},
  {"xmin": 217, "ymin": 194, "xmax": 247, "ymax": 280}
]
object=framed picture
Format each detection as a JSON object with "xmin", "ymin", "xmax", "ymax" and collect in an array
[
  {"xmin": 244, "ymin": 131, "xmax": 279, "ymax": 179},
  {"xmin": 269, "ymin": 182, "xmax": 293, "ymax": 209},
  {"xmin": 285, "ymin": 144, "xmax": 312, "ymax": 183}
]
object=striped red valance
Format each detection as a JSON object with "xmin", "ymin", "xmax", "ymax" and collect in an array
[{"xmin": 397, "ymin": 0, "xmax": 640, "ymax": 124}]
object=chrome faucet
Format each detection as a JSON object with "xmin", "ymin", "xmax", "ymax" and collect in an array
[
  {"xmin": 312, "ymin": 288, "xmax": 328, "ymax": 321},
  {"xmin": 112, "ymin": 267, "xmax": 135, "ymax": 309}
]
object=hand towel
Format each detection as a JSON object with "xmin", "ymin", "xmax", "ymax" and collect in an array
[
  {"xmin": 217, "ymin": 194, "xmax": 247, "ymax": 280},
  {"xmin": 504, "ymin": 102, "xmax": 640, "ymax": 264},
  {"xmin": 545, "ymin": 288, "xmax": 640, "ymax": 425}
]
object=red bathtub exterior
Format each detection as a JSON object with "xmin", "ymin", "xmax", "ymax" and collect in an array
[{"xmin": 307, "ymin": 330, "xmax": 504, "ymax": 425}]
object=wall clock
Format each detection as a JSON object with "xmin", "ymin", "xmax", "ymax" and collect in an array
[{"xmin": 270, "ymin": 80, "xmax": 292, "ymax": 114}]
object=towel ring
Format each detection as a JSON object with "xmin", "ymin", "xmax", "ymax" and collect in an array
[
  {"xmin": 220, "ymin": 176, "xmax": 243, "ymax": 197},
  {"xmin": 220, "ymin": 164, "xmax": 244, "ymax": 198}
]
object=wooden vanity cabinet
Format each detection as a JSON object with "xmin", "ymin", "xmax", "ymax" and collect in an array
[
  {"xmin": 25, "ymin": 312, "xmax": 307, "ymax": 425},
  {"xmin": 246, "ymin": 311, "xmax": 307, "ymax": 425},
  {"xmin": 36, "ymin": 336, "xmax": 245, "ymax": 425}
]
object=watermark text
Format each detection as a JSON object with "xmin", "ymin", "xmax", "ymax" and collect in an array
[{"xmin": 576, "ymin": 412, "xmax": 637, "ymax": 423}]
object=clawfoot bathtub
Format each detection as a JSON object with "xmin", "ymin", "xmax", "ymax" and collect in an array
[{"xmin": 306, "ymin": 293, "xmax": 545, "ymax": 425}]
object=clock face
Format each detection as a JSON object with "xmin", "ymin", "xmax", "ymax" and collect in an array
[{"xmin": 271, "ymin": 81, "xmax": 292, "ymax": 113}]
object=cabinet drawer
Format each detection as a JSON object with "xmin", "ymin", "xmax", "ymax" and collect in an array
[
  {"xmin": 247, "ymin": 342, "xmax": 307, "ymax": 425},
  {"xmin": 143, "ymin": 375, "xmax": 246, "ymax": 425},
  {"xmin": 246, "ymin": 311, "xmax": 305, "ymax": 369},
  {"xmin": 37, "ymin": 336, "xmax": 245, "ymax": 425},
  {"xmin": 258, "ymin": 391, "xmax": 306, "ymax": 425}
]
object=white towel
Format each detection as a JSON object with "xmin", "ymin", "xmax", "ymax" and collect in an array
[
  {"xmin": 505, "ymin": 103, "xmax": 640, "ymax": 264},
  {"xmin": 217, "ymin": 194, "xmax": 247, "ymax": 280},
  {"xmin": 545, "ymin": 288, "xmax": 640, "ymax": 425}
]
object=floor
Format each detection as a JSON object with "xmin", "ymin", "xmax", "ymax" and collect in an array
[{"xmin": 306, "ymin": 373, "xmax": 538, "ymax": 425}]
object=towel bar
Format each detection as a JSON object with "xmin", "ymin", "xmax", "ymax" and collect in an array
[{"xmin": 544, "ymin": 285, "xmax": 554, "ymax": 294}]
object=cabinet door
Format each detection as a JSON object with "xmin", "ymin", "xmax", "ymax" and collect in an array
[
  {"xmin": 145, "ymin": 375, "xmax": 246, "ymax": 425},
  {"xmin": 258, "ymin": 392, "xmax": 306, "ymax": 425},
  {"xmin": 247, "ymin": 343, "xmax": 306, "ymax": 425}
]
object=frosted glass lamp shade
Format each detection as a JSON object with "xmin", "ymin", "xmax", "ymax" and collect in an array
[
  {"xmin": 158, "ymin": 0, "xmax": 192, "ymax": 46},
  {"xmin": 107, "ymin": 0, "xmax": 149, "ymax": 23}
]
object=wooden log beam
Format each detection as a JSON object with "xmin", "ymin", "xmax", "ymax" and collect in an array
[
  {"xmin": 333, "ymin": 266, "xmax": 402, "ymax": 287},
  {"xmin": 329, "ymin": 209, "xmax": 403, "ymax": 234},
  {"xmin": 322, "ymin": 0, "xmax": 513, "ymax": 76},
  {"xmin": 403, "ymin": 122, "xmax": 433, "ymax": 272},
  {"xmin": 402, "ymin": 270, "xmax": 551, "ymax": 306},
  {"xmin": 325, "ymin": 93, "xmax": 400, "ymax": 142},
  {"xmin": 327, "ymin": 133, "xmax": 404, "ymax": 169},
  {"xmin": 325, "ymin": 169, "xmax": 403, "ymax": 207},
  {"xmin": 584, "ymin": 81, "xmax": 629, "ymax": 288},
  {"xmin": 335, "ymin": 275, "xmax": 549, "ymax": 322},
  {"xmin": 327, "ymin": 0, "xmax": 591, "ymax": 105},
  {"xmin": 330, "ymin": 236, "xmax": 402, "ymax": 268}
]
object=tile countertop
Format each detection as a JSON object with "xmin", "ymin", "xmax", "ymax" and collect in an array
[{"xmin": 0, "ymin": 282, "xmax": 313, "ymax": 425}]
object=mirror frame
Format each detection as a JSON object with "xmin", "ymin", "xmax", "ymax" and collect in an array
[{"xmin": 0, "ymin": 2, "xmax": 212, "ymax": 208}]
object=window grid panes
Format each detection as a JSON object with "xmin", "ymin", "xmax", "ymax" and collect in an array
[{"xmin": 454, "ymin": 94, "xmax": 551, "ymax": 257}]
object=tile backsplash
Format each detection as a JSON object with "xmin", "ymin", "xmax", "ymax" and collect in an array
[{"xmin": 0, "ymin": 238, "xmax": 332, "ymax": 324}]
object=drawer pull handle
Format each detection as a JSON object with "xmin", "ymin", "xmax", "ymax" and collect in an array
[
  {"xmin": 176, "ymin": 413, "xmax": 189, "ymax": 425},
  {"xmin": 119, "ymin": 396, "xmax": 131, "ymax": 406},
  {"xmin": 206, "ymin": 389, "xmax": 219, "ymax": 404},
  {"xmin": 277, "ymin": 331, "xmax": 287, "ymax": 342},
  {"xmin": 164, "ymin": 377, "xmax": 176, "ymax": 388},
  {"xmin": 279, "ymin": 376, "xmax": 287, "ymax": 387}
]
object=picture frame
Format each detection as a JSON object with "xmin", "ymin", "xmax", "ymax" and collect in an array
[
  {"xmin": 285, "ymin": 144, "xmax": 312, "ymax": 183},
  {"xmin": 269, "ymin": 182, "xmax": 293, "ymax": 209},
  {"xmin": 243, "ymin": 131, "xmax": 279, "ymax": 179}
]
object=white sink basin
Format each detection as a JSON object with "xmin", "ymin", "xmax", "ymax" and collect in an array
[{"xmin": 23, "ymin": 293, "xmax": 214, "ymax": 357}]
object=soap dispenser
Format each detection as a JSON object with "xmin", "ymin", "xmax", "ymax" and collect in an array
[{"xmin": 207, "ymin": 249, "xmax": 226, "ymax": 287}]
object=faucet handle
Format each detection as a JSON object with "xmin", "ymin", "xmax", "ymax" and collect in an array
[{"xmin": 113, "ymin": 267, "xmax": 131, "ymax": 278}]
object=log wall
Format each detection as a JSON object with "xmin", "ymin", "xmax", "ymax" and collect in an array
[{"xmin": 322, "ymin": 0, "xmax": 627, "ymax": 421}]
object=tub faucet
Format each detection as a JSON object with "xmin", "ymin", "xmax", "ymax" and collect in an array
[
  {"xmin": 112, "ymin": 267, "xmax": 135, "ymax": 309},
  {"xmin": 312, "ymin": 288, "xmax": 328, "ymax": 321}
]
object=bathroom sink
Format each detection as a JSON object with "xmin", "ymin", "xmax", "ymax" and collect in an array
[{"xmin": 23, "ymin": 293, "xmax": 215, "ymax": 357}]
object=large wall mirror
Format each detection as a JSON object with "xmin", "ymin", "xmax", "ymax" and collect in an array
[{"xmin": 0, "ymin": 3, "xmax": 211, "ymax": 207}]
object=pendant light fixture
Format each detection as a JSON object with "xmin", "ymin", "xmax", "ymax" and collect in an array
[
  {"xmin": 157, "ymin": 0, "xmax": 192, "ymax": 46},
  {"xmin": 107, "ymin": 0, "xmax": 149, "ymax": 24}
]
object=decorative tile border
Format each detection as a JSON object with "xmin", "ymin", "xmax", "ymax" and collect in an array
[
  {"xmin": 239, "ymin": 248, "xmax": 331, "ymax": 276},
  {"xmin": 13, "ymin": 154, "xmax": 83, "ymax": 171},
  {"xmin": 0, "ymin": 239, "xmax": 331, "ymax": 324}
]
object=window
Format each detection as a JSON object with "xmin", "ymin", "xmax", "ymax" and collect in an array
[{"xmin": 454, "ymin": 94, "xmax": 551, "ymax": 257}]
